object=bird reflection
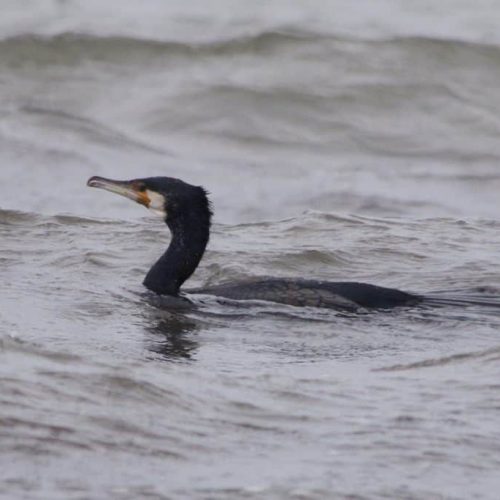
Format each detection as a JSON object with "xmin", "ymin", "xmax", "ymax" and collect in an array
[{"xmin": 144, "ymin": 310, "xmax": 199, "ymax": 361}]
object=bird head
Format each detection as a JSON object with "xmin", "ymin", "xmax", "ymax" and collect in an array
[{"xmin": 87, "ymin": 176, "xmax": 211, "ymax": 223}]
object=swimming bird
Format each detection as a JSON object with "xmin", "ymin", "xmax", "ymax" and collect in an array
[{"xmin": 87, "ymin": 175, "xmax": 423, "ymax": 311}]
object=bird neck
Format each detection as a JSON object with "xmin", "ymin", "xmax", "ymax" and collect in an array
[{"xmin": 143, "ymin": 213, "xmax": 210, "ymax": 296}]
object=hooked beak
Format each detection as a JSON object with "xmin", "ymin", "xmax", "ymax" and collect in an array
[{"xmin": 87, "ymin": 176, "xmax": 151, "ymax": 208}]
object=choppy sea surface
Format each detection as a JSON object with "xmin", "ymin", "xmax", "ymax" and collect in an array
[{"xmin": 1, "ymin": 1, "xmax": 500, "ymax": 498}]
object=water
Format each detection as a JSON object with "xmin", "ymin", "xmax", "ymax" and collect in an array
[{"xmin": 1, "ymin": 1, "xmax": 500, "ymax": 498}]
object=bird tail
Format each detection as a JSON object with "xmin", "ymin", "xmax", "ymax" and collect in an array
[{"xmin": 422, "ymin": 287, "xmax": 500, "ymax": 309}]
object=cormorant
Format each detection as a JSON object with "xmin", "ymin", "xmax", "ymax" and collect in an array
[{"xmin": 87, "ymin": 175, "xmax": 422, "ymax": 311}]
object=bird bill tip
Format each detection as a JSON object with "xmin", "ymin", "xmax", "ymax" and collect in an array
[{"xmin": 87, "ymin": 176, "xmax": 107, "ymax": 188}]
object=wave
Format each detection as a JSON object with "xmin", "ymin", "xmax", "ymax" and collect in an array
[
  {"xmin": 0, "ymin": 334, "xmax": 81, "ymax": 362},
  {"xmin": 0, "ymin": 208, "xmax": 125, "ymax": 227},
  {"xmin": 0, "ymin": 31, "xmax": 313, "ymax": 62},
  {"xmin": 376, "ymin": 345, "xmax": 500, "ymax": 371},
  {"xmin": 2, "ymin": 32, "xmax": 500, "ymax": 66}
]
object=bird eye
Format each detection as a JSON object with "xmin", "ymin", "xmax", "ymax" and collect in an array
[{"xmin": 138, "ymin": 185, "xmax": 147, "ymax": 192}]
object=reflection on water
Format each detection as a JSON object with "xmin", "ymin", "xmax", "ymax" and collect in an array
[{"xmin": 145, "ymin": 311, "xmax": 200, "ymax": 361}]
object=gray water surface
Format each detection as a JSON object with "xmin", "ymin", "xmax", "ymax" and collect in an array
[{"xmin": 1, "ymin": 2, "xmax": 500, "ymax": 499}]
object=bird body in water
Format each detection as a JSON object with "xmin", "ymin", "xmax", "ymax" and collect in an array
[{"xmin": 86, "ymin": 175, "xmax": 426, "ymax": 311}]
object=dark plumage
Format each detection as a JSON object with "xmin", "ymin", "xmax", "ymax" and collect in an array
[
  {"xmin": 87, "ymin": 175, "xmax": 422, "ymax": 311},
  {"xmin": 191, "ymin": 279, "xmax": 420, "ymax": 311}
]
